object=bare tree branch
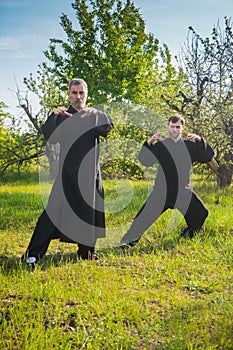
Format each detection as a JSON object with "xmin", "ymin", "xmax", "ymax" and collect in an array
[
  {"xmin": 0, "ymin": 151, "xmax": 45, "ymax": 176},
  {"xmin": 161, "ymin": 94, "xmax": 183, "ymax": 114}
]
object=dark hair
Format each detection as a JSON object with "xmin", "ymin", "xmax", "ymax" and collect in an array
[
  {"xmin": 168, "ymin": 114, "xmax": 185, "ymax": 125},
  {"xmin": 68, "ymin": 78, "xmax": 88, "ymax": 91}
]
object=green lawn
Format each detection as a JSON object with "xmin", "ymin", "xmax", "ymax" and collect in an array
[{"xmin": 0, "ymin": 173, "xmax": 232, "ymax": 349}]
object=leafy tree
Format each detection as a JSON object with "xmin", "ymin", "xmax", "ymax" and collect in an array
[
  {"xmin": 147, "ymin": 43, "xmax": 189, "ymax": 118},
  {"xmin": 18, "ymin": 0, "xmax": 183, "ymax": 178},
  {"xmin": 24, "ymin": 0, "xmax": 160, "ymax": 107},
  {"xmin": 3, "ymin": 0, "xmax": 186, "ymax": 178},
  {"xmin": 0, "ymin": 101, "xmax": 44, "ymax": 176},
  {"xmin": 163, "ymin": 17, "xmax": 233, "ymax": 187}
]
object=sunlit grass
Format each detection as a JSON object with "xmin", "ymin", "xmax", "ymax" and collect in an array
[{"xmin": 0, "ymin": 173, "xmax": 232, "ymax": 349}]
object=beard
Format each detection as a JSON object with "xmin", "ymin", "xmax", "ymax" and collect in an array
[{"xmin": 72, "ymin": 100, "xmax": 85, "ymax": 110}]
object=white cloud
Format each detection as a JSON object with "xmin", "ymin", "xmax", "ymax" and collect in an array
[
  {"xmin": 0, "ymin": 32, "xmax": 51, "ymax": 52},
  {"xmin": 0, "ymin": 37, "xmax": 20, "ymax": 50},
  {"xmin": 12, "ymin": 51, "xmax": 30, "ymax": 59},
  {"xmin": 0, "ymin": 1, "xmax": 30, "ymax": 8}
]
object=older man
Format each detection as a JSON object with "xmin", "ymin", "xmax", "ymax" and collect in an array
[{"xmin": 23, "ymin": 78, "xmax": 114, "ymax": 265}]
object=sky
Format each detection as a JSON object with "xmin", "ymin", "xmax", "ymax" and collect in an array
[{"xmin": 0, "ymin": 0, "xmax": 232, "ymax": 117}]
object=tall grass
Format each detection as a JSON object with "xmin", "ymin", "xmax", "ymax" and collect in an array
[{"xmin": 0, "ymin": 172, "xmax": 232, "ymax": 349}]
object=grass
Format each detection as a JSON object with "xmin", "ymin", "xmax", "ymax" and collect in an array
[{"xmin": 0, "ymin": 172, "xmax": 232, "ymax": 349}]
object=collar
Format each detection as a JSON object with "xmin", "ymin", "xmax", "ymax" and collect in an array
[{"xmin": 167, "ymin": 137, "xmax": 184, "ymax": 144}]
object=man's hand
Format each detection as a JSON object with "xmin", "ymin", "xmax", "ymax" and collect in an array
[
  {"xmin": 80, "ymin": 107, "xmax": 98, "ymax": 118},
  {"xmin": 147, "ymin": 132, "xmax": 162, "ymax": 145},
  {"xmin": 186, "ymin": 133, "xmax": 202, "ymax": 142},
  {"xmin": 54, "ymin": 108, "xmax": 72, "ymax": 118}
]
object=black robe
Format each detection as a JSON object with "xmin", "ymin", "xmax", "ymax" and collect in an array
[
  {"xmin": 121, "ymin": 136, "xmax": 214, "ymax": 244},
  {"xmin": 138, "ymin": 137, "xmax": 214, "ymax": 210},
  {"xmin": 41, "ymin": 106, "xmax": 114, "ymax": 246},
  {"xmin": 139, "ymin": 137, "xmax": 214, "ymax": 191}
]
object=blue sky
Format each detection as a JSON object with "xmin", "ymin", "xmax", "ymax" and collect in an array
[{"xmin": 0, "ymin": 0, "xmax": 232, "ymax": 116}]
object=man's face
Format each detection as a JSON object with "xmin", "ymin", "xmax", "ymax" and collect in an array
[
  {"xmin": 168, "ymin": 121, "xmax": 184, "ymax": 141},
  {"xmin": 68, "ymin": 83, "xmax": 88, "ymax": 110}
]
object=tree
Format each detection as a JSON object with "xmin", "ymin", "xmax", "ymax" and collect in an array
[
  {"xmin": 146, "ymin": 43, "xmax": 189, "ymax": 117},
  {"xmin": 162, "ymin": 17, "xmax": 233, "ymax": 187},
  {"xmin": 3, "ymin": 0, "xmax": 186, "ymax": 178},
  {"xmin": 18, "ymin": 0, "xmax": 182, "ymax": 178},
  {"xmin": 0, "ymin": 101, "xmax": 45, "ymax": 176},
  {"xmin": 25, "ymin": 0, "xmax": 159, "ymax": 106}
]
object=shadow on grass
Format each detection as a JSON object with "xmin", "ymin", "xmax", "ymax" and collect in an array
[
  {"xmin": 0, "ymin": 252, "xmax": 83, "ymax": 274},
  {"xmin": 109, "ymin": 229, "xmax": 217, "ymax": 258},
  {"xmin": 0, "ymin": 229, "xmax": 220, "ymax": 274},
  {"xmin": 0, "ymin": 255, "xmax": 22, "ymax": 273}
]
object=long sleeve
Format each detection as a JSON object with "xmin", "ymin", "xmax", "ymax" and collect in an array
[
  {"xmin": 41, "ymin": 106, "xmax": 75, "ymax": 143},
  {"xmin": 138, "ymin": 141, "xmax": 159, "ymax": 167},
  {"xmin": 95, "ymin": 111, "xmax": 114, "ymax": 137},
  {"xmin": 187, "ymin": 138, "xmax": 214, "ymax": 163},
  {"xmin": 198, "ymin": 138, "xmax": 215, "ymax": 163},
  {"xmin": 41, "ymin": 113, "xmax": 57, "ymax": 141}
]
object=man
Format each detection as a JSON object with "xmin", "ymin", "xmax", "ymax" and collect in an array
[
  {"xmin": 22, "ymin": 78, "xmax": 114, "ymax": 265},
  {"xmin": 121, "ymin": 114, "xmax": 215, "ymax": 247}
]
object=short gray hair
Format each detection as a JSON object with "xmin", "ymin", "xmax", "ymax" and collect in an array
[{"xmin": 68, "ymin": 78, "xmax": 88, "ymax": 91}]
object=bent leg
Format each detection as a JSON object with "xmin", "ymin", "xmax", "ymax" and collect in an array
[
  {"xmin": 22, "ymin": 210, "xmax": 59, "ymax": 261},
  {"xmin": 121, "ymin": 191, "xmax": 167, "ymax": 245},
  {"xmin": 178, "ymin": 190, "xmax": 209, "ymax": 235}
]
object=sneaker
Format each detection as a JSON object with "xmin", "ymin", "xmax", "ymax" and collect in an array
[
  {"xmin": 25, "ymin": 256, "xmax": 37, "ymax": 269},
  {"xmin": 92, "ymin": 252, "xmax": 99, "ymax": 260}
]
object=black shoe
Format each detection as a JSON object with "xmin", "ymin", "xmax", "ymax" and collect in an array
[
  {"xmin": 120, "ymin": 239, "xmax": 138, "ymax": 248},
  {"xmin": 77, "ymin": 244, "xmax": 96, "ymax": 260},
  {"xmin": 77, "ymin": 252, "xmax": 98, "ymax": 260},
  {"xmin": 180, "ymin": 228, "xmax": 194, "ymax": 239}
]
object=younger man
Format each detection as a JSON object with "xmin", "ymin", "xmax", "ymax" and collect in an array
[{"xmin": 121, "ymin": 114, "xmax": 215, "ymax": 247}]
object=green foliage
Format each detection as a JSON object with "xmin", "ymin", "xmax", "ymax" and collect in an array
[
  {"xmin": 0, "ymin": 104, "xmax": 14, "ymax": 173},
  {"xmin": 5, "ymin": 0, "xmax": 186, "ymax": 179},
  {"xmin": 0, "ymin": 101, "xmax": 44, "ymax": 176},
  {"xmin": 41, "ymin": 0, "xmax": 160, "ymax": 105},
  {"xmin": 102, "ymin": 157, "xmax": 144, "ymax": 179},
  {"xmin": 147, "ymin": 44, "xmax": 189, "ymax": 115},
  {"xmin": 96, "ymin": 102, "xmax": 168, "ymax": 179}
]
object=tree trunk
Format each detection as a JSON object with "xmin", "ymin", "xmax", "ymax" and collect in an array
[
  {"xmin": 45, "ymin": 143, "xmax": 60, "ymax": 179},
  {"xmin": 217, "ymin": 163, "xmax": 232, "ymax": 188}
]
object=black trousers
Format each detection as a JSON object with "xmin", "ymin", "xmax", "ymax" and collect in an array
[
  {"xmin": 122, "ymin": 188, "xmax": 209, "ymax": 243},
  {"xmin": 22, "ymin": 210, "xmax": 95, "ymax": 260}
]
